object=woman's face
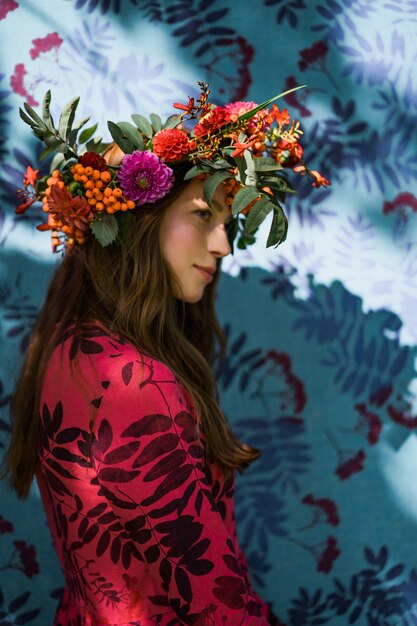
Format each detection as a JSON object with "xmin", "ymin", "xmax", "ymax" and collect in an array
[{"xmin": 160, "ymin": 177, "xmax": 232, "ymax": 303}]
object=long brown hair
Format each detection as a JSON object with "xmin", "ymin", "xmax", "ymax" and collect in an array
[{"xmin": 3, "ymin": 150, "xmax": 260, "ymax": 499}]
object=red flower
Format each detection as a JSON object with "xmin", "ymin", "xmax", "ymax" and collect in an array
[
  {"xmin": 153, "ymin": 129, "xmax": 191, "ymax": 162},
  {"xmin": 299, "ymin": 41, "xmax": 328, "ymax": 72},
  {"xmin": 79, "ymin": 152, "xmax": 108, "ymax": 171},
  {"xmin": 317, "ymin": 536, "xmax": 340, "ymax": 573},
  {"xmin": 0, "ymin": 516, "xmax": 13, "ymax": 533},
  {"xmin": 301, "ymin": 494, "xmax": 340, "ymax": 527},
  {"xmin": 10, "ymin": 63, "xmax": 38, "ymax": 106},
  {"xmin": 0, "ymin": 0, "xmax": 19, "ymax": 20},
  {"xmin": 29, "ymin": 32, "xmax": 63, "ymax": 60},
  {"xmin": 383, "ymin": 192, "xmax": 417, "ymax": 216},
  {"xmin": 335, "ymin": 449, "xmax": 366, "ymax": 480},
  {"xmin": 230, "ymin": 134, "xmax": 257, "ymax": 158},
  {"xmin": 194, "ymin": 106, "xmax": 231, "ymax": 137},
  {"xmin": 13, "ymin": 540, "xmax": 40, "ymax": 578}
]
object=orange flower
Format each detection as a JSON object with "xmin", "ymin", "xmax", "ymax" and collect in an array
[
  {"xmin": 23, "ymin": 165, "xmax": 40, "ymax": 187},
  {"xmin": 153, "ymin": 129, "xmax": 191, "ymax": 162},
  {"xmin": 270, "ymin": 105, "xmax": 291, "ymax": 127},
  {"xmin": 294, "ymin": 165, "xmax": 330, "ymax": 188}
]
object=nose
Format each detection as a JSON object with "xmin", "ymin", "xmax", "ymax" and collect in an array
[{"xmin": 208, "ymin": 223, "xmax": 232, "ymax": 258}]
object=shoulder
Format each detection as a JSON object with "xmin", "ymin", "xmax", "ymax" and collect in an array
[{"xmin": 49, "ymin": 323, "xmax": 179, "ymax": 393}]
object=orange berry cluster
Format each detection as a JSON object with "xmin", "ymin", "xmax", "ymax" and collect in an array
[{"xmin": 70, "ymin": 163, "xmax": 135, "ymax": 214}]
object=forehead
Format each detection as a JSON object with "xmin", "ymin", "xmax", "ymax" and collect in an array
[{"xmin": 176, "ymin": 177, "xmax": 229, "ymax": 212}]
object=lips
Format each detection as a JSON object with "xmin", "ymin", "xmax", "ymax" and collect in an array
[{"xmin": 194, "ymin": 265, "xmax": 215, "ymax": 282}]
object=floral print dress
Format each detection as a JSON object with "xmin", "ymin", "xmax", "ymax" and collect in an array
[{"xmin": 36, "ymin": 326, "xmax": 271, "ymax": 625}]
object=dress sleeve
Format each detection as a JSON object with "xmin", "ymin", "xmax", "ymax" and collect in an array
[{"xmin": 90, "ymin": 350, "xmax": 270, "ymax": 625}]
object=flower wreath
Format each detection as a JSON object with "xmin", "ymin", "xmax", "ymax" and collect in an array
[{"xmin": 17, "ymin": 82, "xmax": 329, "ymax": 254}]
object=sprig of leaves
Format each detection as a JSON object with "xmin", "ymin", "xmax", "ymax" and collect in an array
[{"xmin": 19, "ymin": 91, "xmax": 93, "ymax": 165}]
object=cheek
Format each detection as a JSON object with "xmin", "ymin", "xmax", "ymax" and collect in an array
[{"xmin": 161, "ymin": 223, "xmax": 200, "ymax": 266}]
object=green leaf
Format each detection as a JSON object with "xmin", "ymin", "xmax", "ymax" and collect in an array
[
  {"xmin": 107, "ymin": 121, "xmax": 135, "ymax": 154},
  {"xmin": 163, "ymin": 114, "xmax": 181, "ymax": 129},
  {"xmin": 117, "ymin": 122, "xmax": 144, "ymax": 150},
  {"xmin": 50, "ymin": 153, "xmax": 66, "ymax": 172},
  {"xmin": 19, "ymin": 107, "xmax": 36, "ymax": 127},
  {"xmin": 55, "ymin": 141, "xmax": 71, "ymax": 154},
  {"xmin": 40, "ymin": 144, "xmax": 59, "ymax": 161},
  {"xmin": 131, "ymin": 114, "xmax": 153, "ymax": 138},
  {"xmin": 231, "ymin": 186, "xmax": 260, "ymax": 216},
  {"xmin": 244, "ymin": 196, "xmax": 274, "ymax": 234},
  {"xmin": 266, "ymin": 207, "xmax": 288, "ymax": 248},
  {"xmin": 226, "ymin": 217, "xmax": 238, "ymax": 253},
  {"xmin": 42, "ymin": 90, "xmax": 54, "ymax": 132},
  {"xmin": 90, "ymin": 214, "xmax": 118, "ymax": 246},
  {"xmin": 150, "ymin": 113, "xmax": 162, "ymax": 133},
  {"xmin": 58, "ymin": 96, "xmax": 80, "ymax": 141},
  {"xmin": 200, "ymin": 158, "xmax": 230, "ymax": 170},
  {"xmin": 237, "ymin": 85, "xmax": 306, "ymax": 123},
  {"xmin": 234, "ymin": 155, "xmax": 247, "ymax": 184},
  {"xmin": 23, "ymin": 102, "xmax": 45, "ymax": 127},
  {"xmin": 244, "ymin": 151, "xmax": 257, "ymax": 186},
  {"xmin": 203, "ymin": 171, "xmax": 231, "ymax": 206},
  {"xmin": 184, "ymin": 164, "xmax": 210, "ymax": 181},
  {"xmin": 254, "ymin": 157, "xmax": 283, "ymax": 172},
  {"xmin": 79, "ymin": 123, "xmax": 98, "ymax": 144}
]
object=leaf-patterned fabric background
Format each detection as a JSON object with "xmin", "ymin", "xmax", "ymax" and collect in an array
[{"xmin": 0, "ymin": 0, "xmax": 417, "ymax": 624}]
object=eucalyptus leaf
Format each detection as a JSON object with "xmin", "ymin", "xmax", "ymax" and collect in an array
[
  {"xmin": 150, "ymin": 113, "xmax": 162, "ymax": 133},
  {"xmin": 79, "ymin": 123, "xmax": 98, "ymax": 144},
  {"xmin": 237, "ymin": 85, "xmax": 306, "ymax": 123},
  {"xmin": 58, "ymin": 96, "xmax": 80, "ymax": 141},
  {"xmin": 226, "ymin": 217, "xmax": 238, "ymax": 253},
  {"xmin": 244, "ymin": 150, "xmax": 257, "ymax": 186},
  {"xmin": 184, "ymin": 164, "xmax": 210, "ymax": 181},
  {"xmin": 40, "ymin": 144, "xmax": 57, "ymax": 161},
  {"xmin": 23, "ymin": 102, "xmax": 45, "ymax": 127},
  {"xmin": 90, "ymin": 214, "xmax": 118, "ymax": 246},
  {"xmin": 117, "ymin": 122, "xmax": 144, "ymax": 150},
  {"xmin": 50, "ymin": 153, "xmax": 66, "ymax": 172},
  {"xmin": 203, "ymin": 170, "xmax": 231, "ymax": 206},
  {"xmin": 234, "ymin": 155, "xmax": 247, "ymax": 184},
  {"xmin": 254, "ymin": 157, "xmax": 284, "ymax": 172},
  {"xmin": 200, "ymin": 158, "xmax": 230, "ymax": 170},
  {"xmin": 55, "ymin": 142, "xmax": 71, "ymax": 154},
  {"xmin": 266, "ymin": 207, "xmax": 288, "ymax": 248},
  {"xmin": 231, "ymin": 186, "xmax": 260, "ymax": 216},
  {"xmin": 244, "ymin": 196, "xmax": 274, "ymax": 234},
  {"xmin": 19, "ymin": 107, "xmax": 36, "ymax": 127},
  {"xmin": 131, "ymin": 114, "xmax": 153, "ymax": 138},
  {"xmin": 163, "ymin": 114, "xmax": 181, "ymax": 129},
  {"xmin": 42, "ymin": 90, "xmax": 54, "ymax": 132},
  {"xmin": 107, "ymin": 121, "xmax": 135, "ymax": 154}
]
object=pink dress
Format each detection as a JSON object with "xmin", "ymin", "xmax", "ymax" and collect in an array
[{"xmin": 36, "ymin": 325, "xmax": 271, "ymax": 626}]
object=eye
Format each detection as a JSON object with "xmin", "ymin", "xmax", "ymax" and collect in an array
[{"xmin": 195, "ymin": 209, "xmax": 212, "ymax": 222}]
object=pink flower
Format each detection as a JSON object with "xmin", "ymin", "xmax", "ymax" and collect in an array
[
  {"xmin": 30, "ymin": 32, "xmax": 63, "ymax": 60},
  {"xmin": 0, "ymin": 0, "xmax": 19, "ymax": 20},
  {"xmin": 118, "ymin": 150, "xmax": 174, "ymax": 205},
  {"xmin": 9, "ymin": 63, "xmax": 38, "ymax": 106},
  {"xmin": 335, "ymin": 449, "xmax": 366, "ymax": 480}
]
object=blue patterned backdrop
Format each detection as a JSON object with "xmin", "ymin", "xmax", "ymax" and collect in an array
[{"xmin": 1, "ymin": 0, "xmax": 417, "ymax": 624}]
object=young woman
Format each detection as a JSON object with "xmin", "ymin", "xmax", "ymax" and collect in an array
[{"xmin": 4, "ymin": 83, "xmax": 326, "ymax": 625}]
